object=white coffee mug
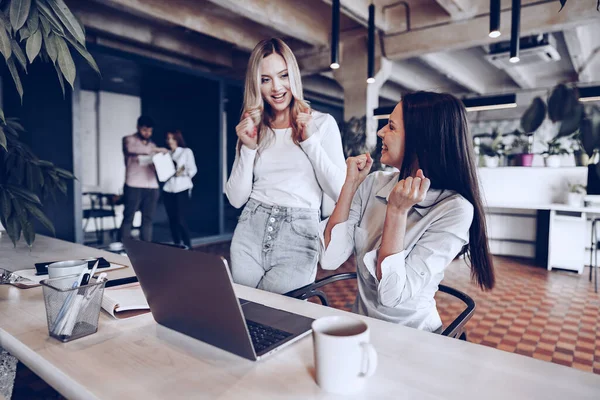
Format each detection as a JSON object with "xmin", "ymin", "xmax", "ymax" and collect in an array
[
  {"xmin": 48, "ymin": 260, "xmax": 87, "ymax": 280},
  {"xmin": 312, "ymin": 316, "xmax": 378, "ymax": 394}
]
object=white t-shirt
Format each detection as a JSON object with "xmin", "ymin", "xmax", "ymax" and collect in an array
[{"xmin": 225, "ymin": 112, "xmax": 346, "ymax": 215}]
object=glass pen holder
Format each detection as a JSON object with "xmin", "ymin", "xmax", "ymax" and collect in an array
[{"xmin": 41, "ymin": 274, "xmax": 107, "ymax": 342}]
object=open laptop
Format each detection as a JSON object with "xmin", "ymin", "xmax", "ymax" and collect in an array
[{"xmin": 123, "ymin": 239, "xmax": 314, "ymax": 361}]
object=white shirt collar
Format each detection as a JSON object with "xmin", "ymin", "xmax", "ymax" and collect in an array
[{"xmin": 374, "ymin": 171, "xmax": 446, "ymax": 217}]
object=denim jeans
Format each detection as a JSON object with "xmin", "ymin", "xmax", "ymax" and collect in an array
[{"xmin": 230, "ymin": 199, "xmax": 320, "ymax": 294}]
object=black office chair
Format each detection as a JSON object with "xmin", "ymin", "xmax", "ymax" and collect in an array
[
  {"xmin": 83, "ymin": 192, "xmax": 118, "ymax": 245},
  {"xmin": 285, "ymin": 272, "xmax": 476, "ymax": 340},
  {"xmin": 589, "ymin": 218, "xmax": 599, "ymax": 293}
]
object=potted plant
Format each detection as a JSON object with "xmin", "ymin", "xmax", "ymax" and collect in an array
[
  {"xmin": 581, "ymin": 105, "xmax": 600, "ymax": 194},
  {"xmin": 567, "ymin": 183, "xmax": 587, "ymax": 207},
  {"xmin": 542, "ymin": 137, "xmax": 570, "ymax": 167},
  {"xmin": 0, "ymin": 0, "xmax": 99, "ymax": 247},
  {"xmin": 479, "ymin": 131, "xmax": 505, "ymax": 168}
]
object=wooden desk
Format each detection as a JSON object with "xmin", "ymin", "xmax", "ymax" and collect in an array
[{"xmin": 1, "ymin": 236, "xmax": 600, "ymax": 399}]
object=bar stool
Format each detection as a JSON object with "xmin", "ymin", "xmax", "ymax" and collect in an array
[{"xmin": 589, "ymin": 218, "xmax": 599, "ymax": 293}]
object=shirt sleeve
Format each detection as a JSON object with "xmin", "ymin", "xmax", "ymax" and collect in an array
[
  {"xmin": 123, "ymin": 135, "xmax": 155, "ymax": 156},
  {"xmin": 362, "ymin": 200, "xmax": 474, "ymax": 308},
  {"xmin": 225, "ymin": 144, "xmax": 257, "ymax": 209},
  {"xmin": 319, "ymin": 176, "xmax": 370, "ymax": 271},
  {"xmin": 299, "ymin": 114, "xmax": 347, "ymax": 203},
  {"xmin": 185, "ymin": 149, "xmax": 197, "ymax": 179}
]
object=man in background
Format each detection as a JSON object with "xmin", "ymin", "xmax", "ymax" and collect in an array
[{"xmin": 119, "ymin": 116, "xmax": 168, "ymax": 242}]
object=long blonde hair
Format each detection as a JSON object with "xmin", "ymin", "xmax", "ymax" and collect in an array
[{"xmin": 240, "ymin": 38, "xmax": 309, "ymax": 152}]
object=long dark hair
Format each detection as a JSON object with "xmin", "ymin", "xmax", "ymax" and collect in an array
[
  {"xmin": 400, "ymin": 91, "xmax": 495, "ymax": 290},
  {"xmin": 166, "ymin": 130, "xmax": 187, "ymax": 148}
]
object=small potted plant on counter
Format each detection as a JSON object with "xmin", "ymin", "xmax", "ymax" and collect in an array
[
  {"xmin": 543, "ymin": 137, "xmax": 570, "ymax": 167},
  {"xmin": 567, "ymin": 183, "xmax": 587, "ymax": 207},
  {"xmin": 518, "ymin": 97, "xmax": 545, "ymax": 166},
  {"xmin": 479, "ymin": 131, "xmax": 505, "ymax": 168}
]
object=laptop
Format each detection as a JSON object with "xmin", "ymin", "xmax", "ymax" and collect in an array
[{"xmin": 123, "ymin": 239, "xmax": 314, "ymax": 361}]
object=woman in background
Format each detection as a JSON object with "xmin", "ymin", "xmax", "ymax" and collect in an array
[
  {"xmin": 163, "ymin": 130, "xmax": 197, "ymax": 249},
  {"xmin": 225, "ymin": 38, "xmax": 346, "ymax": 294}
]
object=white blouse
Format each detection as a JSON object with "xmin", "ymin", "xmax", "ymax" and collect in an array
[
  {"xmin": 320, "ymin": 171, "xmax": 474, "ymax": 332},
  {"xmin": 225, "ymin": 112, "xmax": 346, "ymax": 215},
  {"xmin": 163, "ymin": 147, "xmax": 197, "ymax": 193}
]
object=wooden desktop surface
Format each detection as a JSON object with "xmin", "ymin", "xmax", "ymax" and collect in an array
[{"xmin": 1, "ymin": 235, "xmax": 599, "ymax": 399}]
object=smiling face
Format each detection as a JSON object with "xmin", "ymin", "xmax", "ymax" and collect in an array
[
  {"xmin": 259, "ymin": 53, "xmax": 292, "ymax": 114},
  {"xmin": 166, "ymin": 133, "xmax": 177, "ymax": 151},
  {"xmin": 377, "ymin": 102, "xmax": 406, "ymax": 170}
]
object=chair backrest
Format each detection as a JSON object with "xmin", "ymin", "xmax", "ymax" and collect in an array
[
  {"xmin": 285, "ymin": 272, "xmax": 476, "ymax": 339},
  {"xmin": 437, "ymin": 284, "xmax": 476, "ymax": 339}
]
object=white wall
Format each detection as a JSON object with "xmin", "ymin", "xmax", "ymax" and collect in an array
[{"xmin": 80, "ymin": 91, "xmax": 142, "ymax": 234}]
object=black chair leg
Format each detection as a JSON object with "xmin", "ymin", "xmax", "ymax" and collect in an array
[{"xmin": 590, "ymin": 221, "xmax": 595, "ymax": 282}]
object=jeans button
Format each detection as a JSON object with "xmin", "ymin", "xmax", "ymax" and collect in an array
[
  {"xmin": 267, "ymin": 236, "xmax": 272, "ymax": 240},
  {"xmin": 270, "ymin": 217, "xmax": 275, "ymax": 223},
  {"xmin": 273, "ymin": 208, "xmax": 279, "ymax": 213},
  {"xmin": 267, "ymin": 226, "xmax": 273, "ymax": 232}
]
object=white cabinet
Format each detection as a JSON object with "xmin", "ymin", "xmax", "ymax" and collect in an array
[{"xmin": 548, "ymin": 210, "xmax": 587, "ymax": 273}]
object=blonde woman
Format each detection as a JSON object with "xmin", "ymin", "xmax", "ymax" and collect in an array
[{"xmin": 226, "ymin": 38, "xmax": 346, "ymax": 294}]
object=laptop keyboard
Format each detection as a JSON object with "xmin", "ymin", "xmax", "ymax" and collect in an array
[{"xmin": 246, "ymin": 320, "xmax": 292, "ymax": 353}]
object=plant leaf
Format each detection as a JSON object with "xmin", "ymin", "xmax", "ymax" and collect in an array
[
  {"xmin": 0, "ymin": 107, "xmax": 4, "ymax": 123},
  {"xmin": 54, "ymin": 34, "xmax": 75, "ymax": 89},
  {"xmin": 0, "ymin": 21, "xmax": 12, "ymax": 61},
  {"xmin": 6, "ymin": 57, "xmax": 24, "ymax": 101},
  {"xmin": 0, "ymin": 126, "xmax": 6, "ymax": 151},
  {"xmin": 22, "ymin": 217, "xmax": 35, "ymax": 246},
  {"xmin": 10, "ymin": 39, "xmax": 27, "ymax": 71},
  {"xmin": 39, "ymin": 12, "xmax": 51, "ymax": 37},
  {"xmin": 25, "ymin": 3, "xmax": 39, "ymax": 33},
  {"xmin": 558, "ymin": 103, "xmax": 584, "ymax": 137},
  {"xmin": 6, "ymin": 185, "xmax": 42, "ymax": 205},
  {"xmin": 10, "ymin": 0, "xmax": 32, "ymax": 31},
  {"xmin": 52, "ymin": 59, "xmax": 65, "ymax": 96},
  {"xmin": 5, "ymin": 214, "xmax": 21, "ymax": 246},
  {"xmin": 44, "ymin": 31, "xmax": 57, "ymax": 62},
  {"xmin": 23, "ymin": 202, "xmax": 54, "ymax": 235},
  {"xmin": 54, "ymin": 166, "xmax": 75, "ymax": 179},
  {"xmin": 64, "ymin": 34, "xmax": 100, "ymax": 76},
  {"xmin": 35, "ymin": 0, "xmax": 64, "ymax": 36},
  {"xmin": 0, "ymin": 189, "xmax": 11, "ymax": 222},
  {"xmin": 18, "ymin": 25, "xmax": 31, "ymax": 41},
  {"xmin": 548, "ymin": 84, "xmax": 578, "ymax": 122},
  {"xmin": 47, "ymin": 0, "xmax": 84, "ymax": 45},
  {"xmin": 521, "ymin": 97, "xmax": 547, "ymax": 133},
  {"xmin": 25, "ymin": 28, "xmax": 41, "ymax": 62}
]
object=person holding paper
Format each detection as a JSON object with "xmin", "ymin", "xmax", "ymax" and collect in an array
[
  {"xmin": 225, "ymin": 38, "xmax": 346, "ymax": 294},
  {"xmin": 120, "ymin": 116, "xmax": 168, "ymax": 242},
  {"xmin": 163, "ymin": 130, "xmax": 197, "ymax": 249}
]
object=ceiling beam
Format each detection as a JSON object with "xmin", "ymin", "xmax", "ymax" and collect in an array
[
  {"xmin": 88, "ymin": 0, "xmax": 266, "ymax": 51},
  {"xmin": 379, "ymin": 82, "xmax": 403, "ymax": 102},
  {"xmin": 383, "ymin": 1, "xmax": 599, "ymax": 60},
  {"xmin": 386, "ymin": 61, "xmax": 442, "ymax": 92},
  {"xmin": 420, "ymin": 53, "xmax": 486, "ymax": 94},
  {"xmin": 502, "ymin": 66, "xmax": 536, "ymax": 89},
  {"xmin": 435, "ymin": 0, "xmax": 477, "ymax": 20},
  {"xmin": 563, "ymin": 24, "xmax": 600, "ymax": 83},
  {"xmin": 204, "ymin": 0, "xmax": 330, "ymax": 47},
  {"xmin": 69, "ymin": 1, "xmax": 233, "ymax": 68}
]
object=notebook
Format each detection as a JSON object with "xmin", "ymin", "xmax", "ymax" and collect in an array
[{"xmin": 101, "ymin": 282, "xmax": 150, "ymax": 319}]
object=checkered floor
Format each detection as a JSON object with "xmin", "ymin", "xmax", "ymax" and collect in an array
[{"xmin": 196, "ymin": 241, "xmax": 600, "ymax": 375}]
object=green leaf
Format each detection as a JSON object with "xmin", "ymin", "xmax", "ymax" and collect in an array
[
  {"xmin": 25, "ymin": 3, "xmax": 39, "ymax": 33},
  {"xmin": 0, "ymin": 126, "xmax": 6, "ymax": 151},
  {"xmin": 18, "ymin": 25, "xmax": 31, "ymax": 41},
  {"xmin": 43, "ymin": 31, "xmax": 57, "ymax": 62},
  {"xmin": 35, "ymin": 0, "xmax": 64, "ymax": 36},
  {"xmin": 6, "ymin": 118, "xmax": 25, "ymax": 132},
  {"xmin": 9, "ymin": 0, "xmax": 32, "ymax": 31},
  {"xmin": 521, "ymin": 97, "xmax": 547, "ymax": 134},
  {"xmin": 56, "ymin": 179, "xmax": 67, "ymax": 194},
  {"xmin": 54, "ymin": 166, "xmax": 74, "ymax": 179},
  {"xmin": 548, "ymin": 84, "xmax": 578, "ymax": 122},
  {"xmin": 5, "ymin": 214, "xmax": 21, "ymax": 246},
  {"xmin": 0, "ymin": 189, "xmax": 11, "ymax": 222},
  {"xmin": 52, "ymin": 59, "xmax": 65, "ymax": 96},
  {"xmin": 64, "ymin": 34, "xmax": 100, "ymax": 76},
  {"xmin": 10, "ymin": 39, "xmax": 27, "ymax": 71},
  {"xmin": 25, "ymin": 28, "xmax": 41, "ymax": 62},
  {"xmin": 22, "ymin": 216, "xmax": 35, "ymax": 246},
  {"xmin": 47, "ymin": 0, "xmax": 84, "ymax": 45},
  {"xmin": 6, "ymin": 57, "xmax": 24, "ymax": 101},
  {"xmin": 39, "ymin": 12, "xmax": 51, "ymax": 37},
  {"xmin": 0, "ymin": 107, "xmax": 4, "ymax": 123},
  {"xmin": 0, "ymin": 21, "xmax": 12, "ymax": 61},
  {"xmin": 54, "ymin": 34, "xmax": 75, "ymax": 89},
  {"xmin": 23, "ymin": 202, "xmax": 54, "ymax": 235},
  {"xmin": 558, "ymin": 103, "xmax": 584, "ymax": 137},
  {"xmin": 6, "ymin": 185, "xmax": 42, "ymax": 205}
]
